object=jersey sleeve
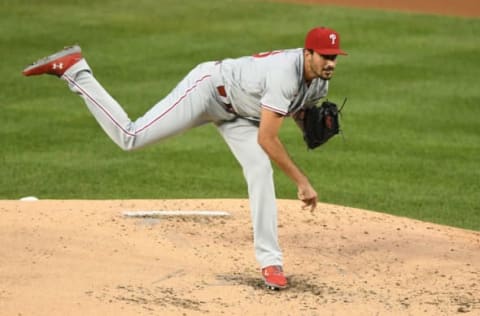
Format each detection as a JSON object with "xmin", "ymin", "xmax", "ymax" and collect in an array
[{"xmin": 260, "ymin": 68, "xmax": 298, "ymax": 116}]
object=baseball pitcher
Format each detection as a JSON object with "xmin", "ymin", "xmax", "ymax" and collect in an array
[{"xmin": 22, "ymin": 26, "xmax": 347, "ymax": 290}]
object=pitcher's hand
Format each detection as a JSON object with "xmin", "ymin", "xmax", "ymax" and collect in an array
[{"xmin": 297, "ymin": 182, "xmax": 318, "ymax": 212}]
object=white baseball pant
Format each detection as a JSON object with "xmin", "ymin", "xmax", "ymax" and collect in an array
[{"xmin": 62, "ymin": 59, "xmax": 283, "ymax": 268}]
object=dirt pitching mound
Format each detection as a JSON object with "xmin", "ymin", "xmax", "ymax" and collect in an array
[{"xmin": 0, "ymin": 199, "xmax": 479, "ymax": 315}]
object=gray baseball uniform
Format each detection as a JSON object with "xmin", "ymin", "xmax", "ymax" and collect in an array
[{"xmin": 61, "ymin": 48, "xmax": 329, "ymax": 268}]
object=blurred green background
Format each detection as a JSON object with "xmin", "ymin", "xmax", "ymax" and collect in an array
[{"xmin": 1, "ymin": 0, "xmax": 479, "ymax": 230}]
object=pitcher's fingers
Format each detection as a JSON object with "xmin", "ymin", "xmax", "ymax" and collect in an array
[{"xmin": 302, "ymin": 198, "xmax": 317, "ymax": 211}]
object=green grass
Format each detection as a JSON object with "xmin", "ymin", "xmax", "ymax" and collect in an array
[{"xmin": 1, "ymin": 0, "xmax": 479, "ymax": 230}]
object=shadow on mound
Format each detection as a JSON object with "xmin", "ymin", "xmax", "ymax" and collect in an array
[{"xmin": 216, "ymin": 272, "xmax": 340, "ymax": 296}]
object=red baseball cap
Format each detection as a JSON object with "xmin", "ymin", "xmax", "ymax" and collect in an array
[{"xmin": 305, "ymin": 27, "xmax": 347, "ymax": 56}]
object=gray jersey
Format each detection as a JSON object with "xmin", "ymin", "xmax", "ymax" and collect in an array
[{"xmin": 220, "ymin": 48, "xmax": 329, "ymax": 118}]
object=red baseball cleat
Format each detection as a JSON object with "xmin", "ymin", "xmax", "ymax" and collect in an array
[
  {"xmin": 22, "ymin": 45, "xmax": 83, "ymax": 77},
  {"xmin": 262, "ymin": 265, "xmax": 288, "ymax": 290}
]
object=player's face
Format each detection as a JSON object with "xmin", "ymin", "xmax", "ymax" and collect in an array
[{"xmin": 305, "ymin": 50, "xmax": 337, "ymax": 81}]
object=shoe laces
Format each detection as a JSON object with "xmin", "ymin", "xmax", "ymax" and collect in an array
[{"xmin": 264, "ymin": 265, "xmax": 283, "ymax": 276}]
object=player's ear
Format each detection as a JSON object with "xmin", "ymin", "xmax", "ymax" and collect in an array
[{"xmin": 304, "ymin": 49, "xmax": 315, "ymax": 62}]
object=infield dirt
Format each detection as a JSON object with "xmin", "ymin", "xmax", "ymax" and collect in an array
[
  {"xmin": 282, "ymin": 0, "xmax": 480, "ymax": 17},
  {"xmin": 1, "ymin": 199, "xmax": 479, "ymax": 315}
]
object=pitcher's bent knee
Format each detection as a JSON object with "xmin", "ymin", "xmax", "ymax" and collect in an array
[{"xmin": 113, "ymin": 134, "xmax": 138, "ymax": 151}]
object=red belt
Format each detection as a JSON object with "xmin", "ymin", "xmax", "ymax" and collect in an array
[{"xmin": 216, "ymin": 85, "xmax": 236, "ymax": 114}]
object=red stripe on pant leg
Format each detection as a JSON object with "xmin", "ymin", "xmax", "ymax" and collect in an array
[
  {"xmin": 64, "ymin": 74, "xmax": 136, "ymax": 137},
  {"xmin": 64, "ymin": 74, "xmax": 212, "ymax": 136},
  {"xmin": 136, "ymin": 74, "xmax": 212, "ymax": 134}
]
